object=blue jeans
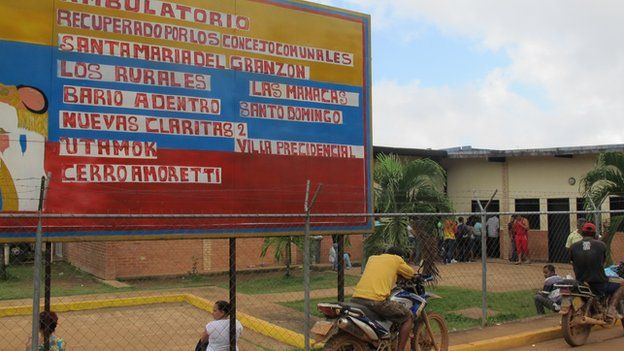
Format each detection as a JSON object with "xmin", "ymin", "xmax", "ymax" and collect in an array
[
  {"xmin": 343, "ymin": 253, "xmax": 352, "ymax": 269},
  {"xmin": 443, "ymin": 239, "xmax": 455, "ymax": 263},
  {"xmin": 333, "ymin": 254, "xmax": 352, "ymax": 270}
]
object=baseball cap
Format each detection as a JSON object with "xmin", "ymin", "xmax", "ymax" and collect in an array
[{"xmin": 581, "ymin": 222, "xmax": 596, "ymax": 234}]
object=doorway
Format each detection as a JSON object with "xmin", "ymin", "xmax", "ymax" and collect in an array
[{"xmin": 548, "ymin": 198, "xmax": 570, "ymax": 263}]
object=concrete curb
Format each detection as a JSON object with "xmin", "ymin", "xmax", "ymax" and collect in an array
[
  {"xmin": 0, "ymin": 294, "xmax": 185, "ymax": 317},
  {"xmin": 450, "ymin": 320, "xmax": 623, "ymax": 351},
  {"xmin": 450, "ymin": 326, "xmax": 561, "ymax": 351}
]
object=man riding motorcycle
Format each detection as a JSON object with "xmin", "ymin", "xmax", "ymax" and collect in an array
[
  {"xmin": 351, "ymin": 247, "xmax": 415, "ymax": 351},
  {"xmin": 570, "ymin": 222, "xmax": 624, "ymax": 322}
]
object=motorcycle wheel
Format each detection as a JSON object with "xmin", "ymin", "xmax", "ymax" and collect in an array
[
  {"xmin": 323, "ymin": 333, "xmax": 369, "ymax": 351},
  {"xmin": 561, "ymin": 307, "xmax": 591, "ymax": 347},
  {"xmin": 621, "ymin": 301, "xmax": 624, "ymax": 330},
  {"xmin": 411, "ymin": 312, "xmax": 449, "ymax": 351}
]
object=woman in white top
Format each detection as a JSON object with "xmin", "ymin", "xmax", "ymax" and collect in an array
[{"xmin": 200, "ymin": 300, "xmax": 243, "ymax": 351}]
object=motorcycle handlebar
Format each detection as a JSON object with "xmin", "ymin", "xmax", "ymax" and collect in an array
[{"xmin": 398, "ymin": 274, "xmax": 432, "ymax": 286}]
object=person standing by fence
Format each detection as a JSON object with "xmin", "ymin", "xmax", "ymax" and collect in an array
[
  {"xmin": 329, "ymin": 244, "xmax": 338, "ymax": 271},
  {"xmin": 443, "ymin": 218, "xmax": 457, "ymax": 264},
  {"xmin": 565, "ymin": 217, "xmax": 586, "ymax": 251},
  {"xmin": 25, "ymin": 311, "xmax": 65, "ymax": 351},
  {"xmin": 473, "ymin": 217, "xmax": 483, "ymax": 259},
  {"xmin": 485, "ymin": 215, "xmax": 500, "ymax": 258},
  {"xmin": 513, "ymin": 215, "xmax": 530, "ymax": 264},
  {"xmin": 456, "ymin": 217, "xmax": 471, "ymax": 262},
  {"xmin": 507, "ymin": 215, "xmax": 518, "ymax": 262}
]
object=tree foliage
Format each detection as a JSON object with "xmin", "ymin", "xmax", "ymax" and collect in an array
[
  {"xmin": 260, "ymin": 236, "xmax": 303, "ymax": 277},
  {"xmin": 581, "ymin": 151, "xmax": 624, "ymax": 265},
  {"xmin": 366, "ymin": 154, "xmax": 451, "ymax": 279},
  {"xmin": 581, "ymin": 152, "xmax": 624, "ymax": 204}
]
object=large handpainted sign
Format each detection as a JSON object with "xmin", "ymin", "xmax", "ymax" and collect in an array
[{"xmin": 0, "ymin": 0, "xmax": 371, "ymax": 241}]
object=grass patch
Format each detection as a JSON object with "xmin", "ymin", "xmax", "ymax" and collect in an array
[
  {"xmin": 1, "ymin": 263, "xmax": 359, "ymax": 300},
  {"xmin": 427, "ymin": 286, "xmax": 535, "ymax": 330},
  {"xmin": 278, "ymin": 286, "xmax": 536, "ymax": 331},
  {"xmin": 0, "ymin": 262, "xmax": 134, "ymax": 300},
  {"xmin": 123, "ymin": 274, "xmax": 224, "ymax": 291},
  {"xmin": 126, "ymin": 269, "xmax": 359, "ymax": 294},
  {"xmin": 218, "ymin": 271, "xmax": 359, "ymax": 295},
  {"xmin": 281, "ymin": 295, "xmax": 352, "ymax": 319}
]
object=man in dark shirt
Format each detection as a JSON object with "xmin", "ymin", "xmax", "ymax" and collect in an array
[{"xmin": 570, "ymin": 222, "xmax": 624, "ymax": 322}]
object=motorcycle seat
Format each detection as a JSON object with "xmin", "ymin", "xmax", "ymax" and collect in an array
[
  {"xmin": 556, "ymin": 279, "xmax": 599, "ymax": 297},
  {"xmin": 339, "ymin": 302, "xmax": 384, "ymax": 322}
]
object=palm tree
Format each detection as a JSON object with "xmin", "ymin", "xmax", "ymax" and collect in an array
[
  {"xmin": 366, "ymin": 154, "xmax": 451, "ymax": 278},
  {"xmin": 581, "ymin": 151, "xmax": 624, "ymax": 265},
  {"xmin": 260, "ymin": 236, "xmax": 303, "ymax": 277}
]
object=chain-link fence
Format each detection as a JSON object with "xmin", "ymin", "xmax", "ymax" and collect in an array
[{"xmin": 1, "ymin": 210, "xmax": 623, "ymax": 350}]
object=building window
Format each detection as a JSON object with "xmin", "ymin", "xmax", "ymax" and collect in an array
[
  {"xmin": 609, "ymin": 196, "xmax": 624, "ymax": 231},
  {"xmin": 471, "ymin": 200, "xmax": 500, "ymax": 213},
  {"xmin": 515, "ymin": 199, "xmax": 541, "ymax": 230}
]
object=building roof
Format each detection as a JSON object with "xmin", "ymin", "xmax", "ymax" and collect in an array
[
  {"xmin": 443, "ymin": 144, "xmax": 624, "ymax": 159},
  {"xmin": 373, "ymin": 145, "xmax": 447, "ymax": 158},
  {"xmin": 373, "ymin": 144, "xmax": 624, "ymax": 160}
]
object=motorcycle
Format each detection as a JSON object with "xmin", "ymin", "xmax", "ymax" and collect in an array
[
  {"xmin": 555, "ymin": 279, "xmax": 624, "ymax": 346},
  {"xmin": 311, "ymin": 272, "xmax": 448, "ymax": 351}
]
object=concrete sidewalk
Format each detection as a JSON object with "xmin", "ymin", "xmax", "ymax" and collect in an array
[{"xmin": 450, "ymin": 314, "xmax": 560, "ymax": 344}]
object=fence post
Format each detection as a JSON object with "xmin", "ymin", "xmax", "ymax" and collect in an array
[
  {"xmin": 31, "ymin": 176, "xmax": 48, "ymax": 351},
  {"xmin": 588, "ymin": 197, "xmax": 603, "ymax": 239},
  {"xmin": 229, "ymin": 237, "xmax": 237, "ymax": 351},
  {"xmin": 304, "ymin": 181, "xmax": 322, "ymax": 351},
  {"xmin": 0, "ymin": 244, "xmax": 6, "ymax": 281},
  {"xmin": 337, "ymin": 234, "xmax": 345, "ymax": 302},
  {"xmin": 43, "ymin": 242, "xmax": 52, "ymax": 351},
  {"xmin": 475, "ymin": 190, "xmax": 497, "ymax": 328}
]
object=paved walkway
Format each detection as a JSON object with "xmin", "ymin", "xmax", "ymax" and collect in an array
[
  {"xmin": 507, "ymin": 324, "xmax": 624, "ymax": 351},
  {"xmin": 449, "ymin": 314, "xmax": 560, "ymax": 346}
]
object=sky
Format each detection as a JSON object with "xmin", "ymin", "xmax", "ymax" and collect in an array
[{"xmin": 315, "ymin": 0, "xmax": 624, "ymax": 150}]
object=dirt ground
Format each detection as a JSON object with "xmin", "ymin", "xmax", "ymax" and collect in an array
[
  {"xmin": 435, "ymin": 260, "xmax": 575, "ymax": 292},
  {"xmin": 0, "ymin": 304, "xmax": 291, "ymax": 351},
  {"xmin": 0, "ymin": 260, "xmax": 576, "ymax": 350}
]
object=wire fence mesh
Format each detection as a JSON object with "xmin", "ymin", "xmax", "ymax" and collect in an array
[{"xmin": 1, "ymin": 210, "xmax": 623, "ymax": 350}]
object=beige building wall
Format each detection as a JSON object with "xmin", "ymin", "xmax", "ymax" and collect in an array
[
  {"xmin": 442, "ymin": 158, "xmax": 504, "ymax": 212},
  {"xmin": 444, "ymin": 155, "xmax": 600, "ymax": 215},
  {"xmin": 442, "ymin": 154, "xmax": 605, "ymax": 261}
]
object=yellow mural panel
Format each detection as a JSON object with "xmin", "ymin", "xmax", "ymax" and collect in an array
[{"xmin": 0, "ymin": 0, "xmax": 54, "ymax": 45}]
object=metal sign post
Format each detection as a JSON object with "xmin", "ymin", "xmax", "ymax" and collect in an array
[
  {"xmin": 30, "ymin": 176, "xmax": 49, "ymax": 351},
  {"xmin": 303, "ymin": 180, "xmax": 322, "ymax": 351},
  {"xmin": 475, "ymin": 190, "xmax": 497, "ymax": 328}
]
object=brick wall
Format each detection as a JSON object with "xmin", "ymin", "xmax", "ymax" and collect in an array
[
  {"xmin": 64, "ymin": 242, "xmax": 114, "ymax": 279},
  {"xmin": 64, "ymin": 234, "xmax": 365, "ymax": 279},
  {"xmin": 109, "ymin": 240, "xmax": 205, "ymax": 278},
  {"xmin": 318, "ymin": 235, "xmax": 364, "ymax": 264},
  {"xmin": 62, "ymin": 231, "xmax": 617, "ymax": 279},
  {"xmin": 528, "ymin": 231, "xmax": 549, "ymax": 261},
  {"xmin": 611, "ymin": 232, "xmax": 624, "ymax": 263}
]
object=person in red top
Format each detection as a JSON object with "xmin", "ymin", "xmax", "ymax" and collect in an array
[{"xmin": 513, "ymin": 214, "xmax": 530, "ymax": 264}]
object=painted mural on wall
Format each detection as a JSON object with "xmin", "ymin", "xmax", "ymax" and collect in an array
[{"xmin": 0, "ymin": 84, "xmax": 48, "ymax": 211}]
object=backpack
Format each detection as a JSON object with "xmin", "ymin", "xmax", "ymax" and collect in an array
[
  {"xmin": 616, "ymin": 262, "xmax": 624, "ymax": 279},
  {"xmin": 456, "ymin": 223, "xmax": 469, "ymax": 239}
]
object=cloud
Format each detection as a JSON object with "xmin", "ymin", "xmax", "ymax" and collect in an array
[{"xmin": 318, "ymin": 1, "xmax": 624, "ymax": 149}]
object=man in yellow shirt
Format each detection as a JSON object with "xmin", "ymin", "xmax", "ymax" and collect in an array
[
  {"xmin": 351, "ymin": 247, "xmax": 415, "ymax": 351},
  {"xmin": 565, "ymin": 218, "xmax": 586, "ymax": 251}
]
